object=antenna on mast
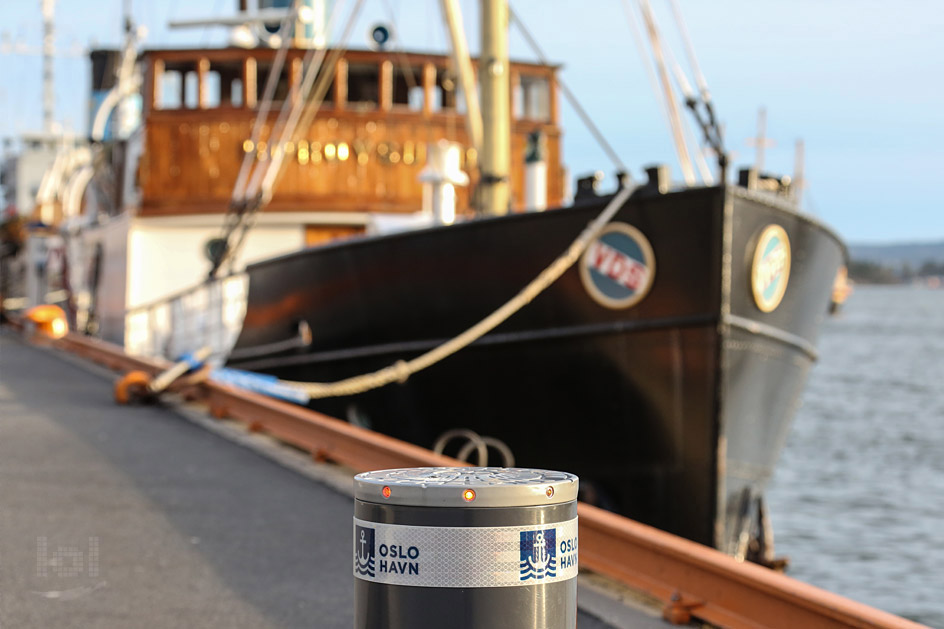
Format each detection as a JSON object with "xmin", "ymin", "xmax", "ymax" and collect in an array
[
  {"xmin": 793, "ymin": 138, "xmax": 805, "ymax": 207},
  {"xmin": 746, "ymin": 106, "xmax": 775, "ymax": 172},
  {"xmin": 41, "ymin": 0, "xmax": 55, "ymax": 133}
]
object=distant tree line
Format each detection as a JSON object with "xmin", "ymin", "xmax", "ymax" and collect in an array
[{"xmin": 848, "ymin": 259, "xmax": 944, "ymax": 283}]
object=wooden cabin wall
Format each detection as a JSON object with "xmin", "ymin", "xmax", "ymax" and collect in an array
[{"xmin": 138, "ymin": 49, "xmax": 563, "ymax": 218}]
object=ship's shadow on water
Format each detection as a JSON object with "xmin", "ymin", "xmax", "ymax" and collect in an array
[{"xmin": 767, "ymin": 285, "xmax": 944, "ymax": 627}]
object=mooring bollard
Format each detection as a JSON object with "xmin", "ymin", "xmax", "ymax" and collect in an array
[{"xmin": 353, "ymin": 467, "xmax": 579, "ymax": 628}]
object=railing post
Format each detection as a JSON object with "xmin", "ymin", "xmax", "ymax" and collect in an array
[
  {"xmin": 214, "ymin": 280, "xmax": 224, "ymax": 358},
  {"xmin": 171, "ymin": 299, "xmax": 184, "ymax": 360}
]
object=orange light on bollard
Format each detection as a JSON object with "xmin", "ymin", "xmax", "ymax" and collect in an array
[{"xmin": 24, "ymin": 304, "xmax": 69, "ymax": 339}]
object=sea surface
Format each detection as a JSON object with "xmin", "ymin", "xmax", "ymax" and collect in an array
[{"xmin": 766, "ymin": 285, "xmax": 944, "ymax": 627}]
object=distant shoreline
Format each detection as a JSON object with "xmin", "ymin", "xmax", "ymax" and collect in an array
[{"xmin": 848, "ymin": 258, "xmax": 944, "ymax": 285}]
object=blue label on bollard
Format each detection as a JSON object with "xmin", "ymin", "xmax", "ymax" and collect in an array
[
  {"xmin": 519, "ymin": 529, "xmax": 557, "ymax": 581},
  {"xmin": 355, "ymin": 525, "xmax": 376, "ymax": 578}
]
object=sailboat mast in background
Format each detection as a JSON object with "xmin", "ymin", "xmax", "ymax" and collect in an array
[{"xmin": 41, "ymin": 0, "xmax": 56, "ymax": 133}]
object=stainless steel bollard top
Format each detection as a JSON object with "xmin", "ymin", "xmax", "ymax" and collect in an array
[{"xmin": 353, "ymin": 467, "xmax": 579, "ymax": 629}]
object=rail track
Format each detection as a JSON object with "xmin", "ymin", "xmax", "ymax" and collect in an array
[{"xmin": 47, "ymin": 330, "xmax": 924, "ymax": 629}]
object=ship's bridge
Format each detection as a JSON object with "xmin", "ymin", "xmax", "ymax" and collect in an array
[{"xmin": 139, "ymin": 46, "xmax": 563, "ymax": 242}]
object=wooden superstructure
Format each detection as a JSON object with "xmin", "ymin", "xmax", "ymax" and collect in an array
[{"xmin": 139, "ymin": 47, "xmax": 563, "ymax": 218}]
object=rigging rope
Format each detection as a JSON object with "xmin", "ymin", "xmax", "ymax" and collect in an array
[
  {"xmin": 664, "ymin": 0, "xmax": 727, "ymax": 178},
  {"xmin": 277, "ymin": 186, "xmax": 633, "ymax": 399},
  {"xmin": 212, "ymin": 4, "xmax": 298, "ymax": 277},
  {"xmin": 663, "ymin": 46, "xmax": 714, "ymax": 184},
  {"xmin": 261, "ymin": 0, "xmax": 364, "ymax": 200},
  {"xmin": 212, "ymin": 0, "xmax": 363, "ymax": 277},
  {"xmin": 667, "ymin": 0, "xmax": 710, "ymax": 102},
  {"xmin": 222, "ymin": 0, "xmax": 365, "ymax": 268},
  {"xmin": 380, "ymin": 0, "xmax": 419, "ymax": 92},
  {"xmin": 621, "ymin": 0, "xmax": 710, "ymax": 184},
  {"xmin": 636, "ymin": 0, "xmax": 696, "ymax": 186},
  {"xmin": 229, "ymin": 7, "xmax": 295, "ymax": 206},
  {"xmin": 620, "ymin": 0, "xmax": 672, "ymax": 141},
  {"xmin": 507, "ymin": 4, "xmax": 627, "ymax": 173}
]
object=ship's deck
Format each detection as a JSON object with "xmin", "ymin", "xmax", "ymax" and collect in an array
[{"xmin": 0, "ymin": 330, "xmax": 669, "ymax": 628}]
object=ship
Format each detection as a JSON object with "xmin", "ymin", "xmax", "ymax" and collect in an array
[{"xmin": 4, "ymin": 0, "xmax": 845, "ymax": 559}]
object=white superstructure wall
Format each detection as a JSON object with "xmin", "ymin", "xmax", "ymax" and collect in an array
[{"xmin": 125, "ymin": 220, "xmax": 305, "ymax": 309}]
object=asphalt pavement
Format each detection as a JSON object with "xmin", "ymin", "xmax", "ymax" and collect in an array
[{"xmin": 0, "ymin": 331, "xmax": 665, "ymax": 628}]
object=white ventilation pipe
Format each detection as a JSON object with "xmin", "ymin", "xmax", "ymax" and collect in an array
[
  {"xmin": 524, "ymin": 131, "xmax": 547, "ymax": 211},
  {"xmin": 418, "ymin": 140, "xmax": 469, "ymax": 225}
]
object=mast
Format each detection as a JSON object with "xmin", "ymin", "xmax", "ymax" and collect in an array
[
  {"xmin": 479, "ymin": 0, "xmax": 510, "ymax": 215},
  {"xmin": 41, "ymin": 0, "xmax": 55, "ymax": 133},
  {"xmin": 440, "ymin": 0, "xmax": 483, "ymax": 165}
]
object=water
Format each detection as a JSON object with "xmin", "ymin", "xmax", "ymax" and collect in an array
[{"xmin": 767, "ymin": 285, "xmax": 944, "ymax": 627}]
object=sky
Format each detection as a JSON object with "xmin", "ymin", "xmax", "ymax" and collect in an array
[{"xmin": 1, "ymin": 0, "xmax": 942, "ymax": 244}]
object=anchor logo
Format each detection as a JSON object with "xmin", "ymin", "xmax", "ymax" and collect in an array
[
  {"xmin": 519, "ymin": 529, "xmax": 557, "ymax": 581},
  {"xmin": 354, "ymin": 526, "xmax": 375, "ymax": 577}
]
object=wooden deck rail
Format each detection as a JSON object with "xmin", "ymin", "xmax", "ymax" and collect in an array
[{"xmin": 51, "ymin": 331, "xmax": 928, "ymax": 629}]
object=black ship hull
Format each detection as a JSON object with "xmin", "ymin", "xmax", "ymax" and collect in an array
[{"xmin": 228, "ymin": 185, "xmax": 844, "ymax": 553}]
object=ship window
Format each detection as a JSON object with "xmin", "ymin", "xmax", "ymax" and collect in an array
[
  {"xmin": 155, "ymin": 60, "xmax": 201, "ymax": 109},
  {"xmin": 209, "ymin": 60, "xmax": 244, "ymax": 107},
  {"xmin": 256, "ymin": 61, "xmax": 291, "ymax": 104},
  {"xmin": 320, "ymin": 75, "xmax": 335, "ymax": 105},
  {"xmin": 205, "ymin": 71, "xmax": 221, "ymax": 108},
  {"xmin": 158, "ymin": 70, "xmax": 183, "ymax": 109},
  {"xmin": 184, "ymin": 71, "xmax": 199, "ymax": 108},
  {"xmin": 391, "ymin": 65, "xmax": 423, "ymax": 111},
  {"xmin": 439, "ymin": 69, "xmax": 457, "ymax": 111},
  {"xmin": 309, "ymin": 62, "xmax": 334, "ymax": 106},
  {"xmin": 518, "ymin": 74, "xmax": 550, "ymax": 121},
  {"xmin": 347, "ymin": 63, "xmax": 379, "ymax": 109},
  {"xmin": 434, "ymin": 68, "xmax": 458, "ymax": 112},
  {"xmin": 231, "ymin": 79, "xmax": 244, "ymax": 106}
]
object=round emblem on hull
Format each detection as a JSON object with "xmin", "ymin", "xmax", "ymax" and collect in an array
[
  {"xmin": 579, "ymin": 222, "xmax": 656, "ymax": 309},
  {"xmin": 751, "ymin": 224, "xmax": 791, "ymax": 313}
]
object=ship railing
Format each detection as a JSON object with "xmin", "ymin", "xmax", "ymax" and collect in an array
[{"xmin": 123, "ymin": 273, "xmax": 248, "ymax": 365}]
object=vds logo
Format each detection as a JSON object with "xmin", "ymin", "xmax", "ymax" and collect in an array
[
  {"xmin": 579, "ymin": 222, "xmax": 656, "ymax": 310},
  {"xmin": 519, "ymin": 529, "xmax": 557, "ymax": 581},
  {"xmin": 354, "ymin": 525, "xmax": 376, "ymax": 578}
]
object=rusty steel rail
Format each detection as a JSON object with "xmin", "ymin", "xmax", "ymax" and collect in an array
[
  {"xmin": 57, "ymin": 333, "xmax": 170, "ymax": 373},
  {"xmin": 578, "ymin": 503, "xmax": 925, "ymax": 629},
  {"xmin": 49, "ymin": 331, "xmax": 928, "ymax": 629}
]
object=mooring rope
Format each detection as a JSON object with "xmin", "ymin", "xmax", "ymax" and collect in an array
[{"xmin": 277, "ymin": 186, "xmax": 634, "ymax": 399}]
